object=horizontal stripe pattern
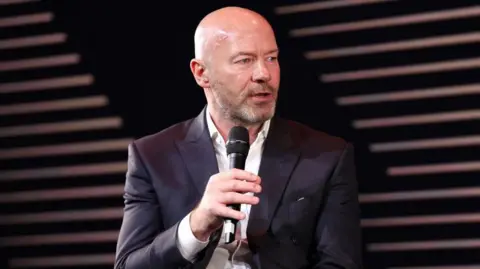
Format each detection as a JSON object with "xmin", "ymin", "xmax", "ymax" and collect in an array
[
  {"xmin": 0, "ymin": 185, "xmax": 125, "ymax": 203},
  {"xmin": 0, "ymin": 161, "xmax": 127, "ymax": 181},
  {"xmin": 0, "ymin": 54, "xmax": 80, "ymax": 72},
  {"xmin": 353, "ymin": 110, "xmax": 480, "ymax": 129},
  {"xmin": 0, "ymin": 33, "xmax": 66, "ymax": 50},
  {"xmin": 0, "ymin": 74, "xmax": 94, "ymax": 93},
  {"xmin": 306, "ymin": 32, "xmax": 480, "ymax": 59},
  {"xmin": 0, "ymin": 95, "xmax": 108, "ymax": 115},
  {"xmin": 359, "ymin": 187, "xmax": 480, "ymax": 203},
  {"xmin": 370, "ymin": 135, "xmax": 480, "ymax": 152},
  {"xmin": 9, "ymin": 254, "xmax": 115, "ymax": 268},
  {"xmin": 322, "ymin": 57, "xmax": 480, "ymax": 82},
  {"xmin": 387, "ymin": 161, "xmax": 480, "ymax": 176},
  {"xmin": 290, "ymin": 6, "xmax": 480, "ymax": 37},
  {"xmin": 0, "ymin": 138, "xmax": 131, "ymax": 159},
  {"xmin": 337, "ymin": 84, "xmax": 480, "ymax": 105},
  {"xmin": 362, "ymin": 213, "xmax": 480, "ymax": 227},
  {"xmin": 0, "ymin": 13, "xmax": 53, "ymax": 28},
  {"xmin": 0, "ymin": 231, "xmax": 118, "ymax": 246},
  {"xmin": 0, "ymin": 117, "xmax": 122, "ymax": 137},
  {"xmin": 274, "ymin": 0, "xmax": 395, "ymax": 14},
  {"xmin": 368, "ymin": 238, "xmax": 480, "ymax": 251},
  {"xmin": 0, "ymin": 208, "xmax": 123, "ymax": 224}
]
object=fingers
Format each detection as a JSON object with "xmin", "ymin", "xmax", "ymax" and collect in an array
[
  {"xmin": 218, "ymin": 192, "xmax": 260, "ymax": 205},
  {"xmin": 211, "ymin": 168, "xmax": 261, "ymax": 193},
  {"xmin": 229, "ymin": 168, "xmax": 261, "ymax": 184},
  {"xmin": 218, "ymin": 180, "xmax": 262, "ymax": 193},
  {"xmin": 199, "ymin": 169, "xmax": 262, "ymax": 226},
  {"xmin": 211, "ymin": 204, "xmax": 246, "ymax": 221}
]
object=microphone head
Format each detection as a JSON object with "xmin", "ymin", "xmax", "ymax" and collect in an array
[{"xmin": 226, "ymin": 126, "xmax": 250, "ymax": 156}]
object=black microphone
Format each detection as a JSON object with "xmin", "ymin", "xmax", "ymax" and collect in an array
[{"xmin": 224, "ymin": 126, "xmax": 250, "ymax": 244}]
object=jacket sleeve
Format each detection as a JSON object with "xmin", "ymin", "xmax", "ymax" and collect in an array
[
  {"xmin": 114, "ymin": 141, "xmax": 216, "ymax": 269},
  {"xmin": 313, "ymin": 143, "xmax": 363, "ymax": 269}
]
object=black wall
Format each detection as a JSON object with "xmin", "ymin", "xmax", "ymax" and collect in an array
[{"xmin": 47, "ymin": 1, "xmax": 356, "ymax": 140}]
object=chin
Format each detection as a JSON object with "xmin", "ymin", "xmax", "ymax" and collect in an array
[
  {"xmin": 234, "ymin": 104, "xmax": 275, "ymax": 123},
  {"xmin": 253, "ymin": 110, "xmax": 275, "ymax": 122}
]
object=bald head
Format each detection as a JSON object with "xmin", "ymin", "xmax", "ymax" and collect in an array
[
  {"xmin": 189, "ymin": 6, "xmax": 280, "ymax": 131},
  {"xmin": 193, "ymin": 6, "xmax": 274, "ymax": 62}
]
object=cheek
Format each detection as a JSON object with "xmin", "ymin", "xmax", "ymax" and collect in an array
[
  {"xmin": 270, "ymin": 71, "xmax": 281, "ymax": 87},
  {"xmin": 268, "ymin": 64, "xmax": 280, "ymax": 78},
  {"xmin": 231, "ymin": 73, "xmax": 250, "ymax": 90},
  {"xmin": 234, "ymin": 73, "xmax": 244, "ymax": 81}
]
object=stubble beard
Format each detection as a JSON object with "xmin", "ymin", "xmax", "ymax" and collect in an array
[{"xmin": 210, "ymin": 81, "xmax": 276, "ymax": 126}]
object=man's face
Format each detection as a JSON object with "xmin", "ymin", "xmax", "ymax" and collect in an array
[{"xmin": 206, "ymin": 25, "xmax": 280, "ymax": 125}]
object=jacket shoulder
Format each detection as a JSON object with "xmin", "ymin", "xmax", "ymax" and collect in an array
[
  {"xmin": 131, "ymin": 118, "xmax": 194, "ymax": 154},
  {"xmin": 281, "ymin": 118, "xmax": 349, "ymax": 152}
]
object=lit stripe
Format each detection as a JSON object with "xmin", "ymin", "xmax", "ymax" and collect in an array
[
  {"xmin": 362, "ymin": 213, "xmax": 480, "ymax": 227},
  {"xmin": 0, "ymin": 208, "xmax": 123, "ymax": 224},
  {"xmin": 290, "ymin": 6, "xmax": 480, "ymax": 37},
  {"xmin": 274, "ymin": 0, "xmax": 395, "ymax": 14},
  {"xmin": 0, "ymin": 33, "xmax": 67, "ymax": 50},
  {"xmin": 0, "ymin": 231, "xmax": 118, "ymax": 246},
  {"xmin": 306, "ymin": 32, "xmax": 480, "ymax": 59},
  {"xmin": 0, "ymin": 74, "xmax": 94, "ymax": 93},
  {"xmin": 0, "ymin": 54, "xmax": 80, "ymax": 72},
  {"xmin": 0, "ymin": 161, "xmax": 126, "ymax": 181},
  {"xmin": 353, "ymin": 110, "xmax": 480, "ymax": 129},
  {"xmin": 0, "ymin": 184, "xmax": 124, "ymax": 203},
  {"xmin": 359, "ymin": 187, "xmax": 480, "ymax": 203},
  {"xmin": 0, "ymin": 13, "xmax": 53, "ymax": 28},
  {"xmin": 0, "ymin": 95, "xmax": 108, "ymax": 116},
  {"xmin": 0, "ymin": 117, "xmax": 122, "ymax": 137},
  {"xmin": 322, "ymin": 57, "xmax": 480, "ymax": 82},
  {"xmin": 0, "ymin": 0, "xmax": 39, "ymax": 5},
  {"xmin": 390, "ymin": 266, "xmax": 480, "ymax": 269},
  {"xmin": 370, "ymin": 135, "xmax": 480, "ymax": 152},
  {"xmin": 337, "ymin": 84, "xmax": 480, "ymax": 105},
  {"xmin": 388, "ymin": 161, "xmax": 480, "ymax": 176},
  {"xmin": 0, "ymin": 138, "xmax": 132, "ymax": 159},
  {"xmin": 368, "ymin": 238, "xmax": 480, "ymax": 251},
  {"xmin": 9, "ymin": 254, "xmax": 114, "ymax": 268}
]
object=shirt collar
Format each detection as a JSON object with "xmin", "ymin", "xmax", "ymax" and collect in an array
[{"xmin": 206, "ymin": 105, "xmax": 271, "ymax": 145}]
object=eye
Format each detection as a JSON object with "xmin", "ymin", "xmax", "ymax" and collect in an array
[
  {"xmin": 236, "ymin": 58, "xmax": 252, "ymax": 64},
  {"xmin": 267, "ymin": 56, "xmax": 278, "ymax": 62}
]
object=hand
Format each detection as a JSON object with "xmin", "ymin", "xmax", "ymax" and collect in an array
[{"xmin": 189, "ymin": 168, "xmax": 262, "ymax": 241}]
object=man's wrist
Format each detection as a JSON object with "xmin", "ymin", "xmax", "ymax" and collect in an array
[
  {"xmin": 189, "ymin": 209, "xmax": 213, "ymax": 241},
  {"xmin": 176, "ymin": 212, "xmax": 210, "ymax": 261}
]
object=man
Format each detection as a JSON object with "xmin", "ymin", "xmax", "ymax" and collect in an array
[{"xmin": 114, "ymin": 6, "xmax": 362, "ymax": 269}]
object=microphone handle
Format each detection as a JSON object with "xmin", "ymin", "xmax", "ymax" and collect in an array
[{"xmin": 224, "ymin": 153, "xmax": 246, "ymax": 244}]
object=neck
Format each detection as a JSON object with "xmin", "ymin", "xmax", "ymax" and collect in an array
[{"xmin": 209, "ymin": 108, "xmax": 263, "ymax": 144}]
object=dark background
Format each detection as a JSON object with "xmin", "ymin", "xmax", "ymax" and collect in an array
[
  {"xmin": 2, "ymin": 1, "xmax": 480, "ymax": 268},
  {"xmin": 47, "ymin": 1, "xmax": 356, "ymax": 141}
]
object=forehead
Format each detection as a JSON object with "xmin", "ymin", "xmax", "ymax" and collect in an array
[{"xmin": 222, "ymin": 29, "xmax": 278, "ymax": 54}]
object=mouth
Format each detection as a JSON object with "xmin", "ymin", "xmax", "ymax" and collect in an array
[
  {"xmin": 250, "ymin": 92, "xmax": 274, "ymax": 103},
  {"xmin": 253, "ymin": 92, "xmax": 272, "ymax": 97}
]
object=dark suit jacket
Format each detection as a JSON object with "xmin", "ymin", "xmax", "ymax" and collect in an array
[{"xmin": 114, "ymin": 107, "xmax": 362, "ymax": 269}]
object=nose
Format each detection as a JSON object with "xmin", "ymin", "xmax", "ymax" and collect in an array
[{"xmin": 252, "ymin": 60, "xmax": 271, "ymax": 83}]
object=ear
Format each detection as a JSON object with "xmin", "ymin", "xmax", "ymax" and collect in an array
[{"xmin": 190, "ymin": 58, "xmax": 210, "ymax": 88}]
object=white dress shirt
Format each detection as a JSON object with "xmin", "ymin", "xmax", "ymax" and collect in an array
[{"xmin": 176, "ymin": 107, "xmax": 270, "ymax": 269}]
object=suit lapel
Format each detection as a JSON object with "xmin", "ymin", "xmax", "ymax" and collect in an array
[
  {"xmin": 176, "ymin": 109, "xmax": 300, "ymax": 240},
  {"xmin": 175, "ymin": 108, "xmax": 219, "ymax": 197},
  {"xmin": 248, "ymin": 118, "xmax": 300, "ymax": 237}
]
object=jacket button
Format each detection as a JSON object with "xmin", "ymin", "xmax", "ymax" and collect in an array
[{"xmin": 291, "ymin": 235, "xmax": 298, "ymax": 245}]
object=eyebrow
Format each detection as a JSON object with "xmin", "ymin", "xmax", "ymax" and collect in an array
[
  {"xmin": 231, "ymin": 48, "xmax": 279, "ymax": 59},
  {"xmin": 266, "ymin": 48, "xmax": 279, "ymax": 55}
]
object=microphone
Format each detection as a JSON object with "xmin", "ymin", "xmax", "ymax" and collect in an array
[{"xmin": 224, "ymin": 126, "xmax": 250, "ymax": 244}]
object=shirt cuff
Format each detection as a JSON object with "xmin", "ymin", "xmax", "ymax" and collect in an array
[{"xmin": 176, "ymin": 212, "xmax": 210, "ymax": 261}]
